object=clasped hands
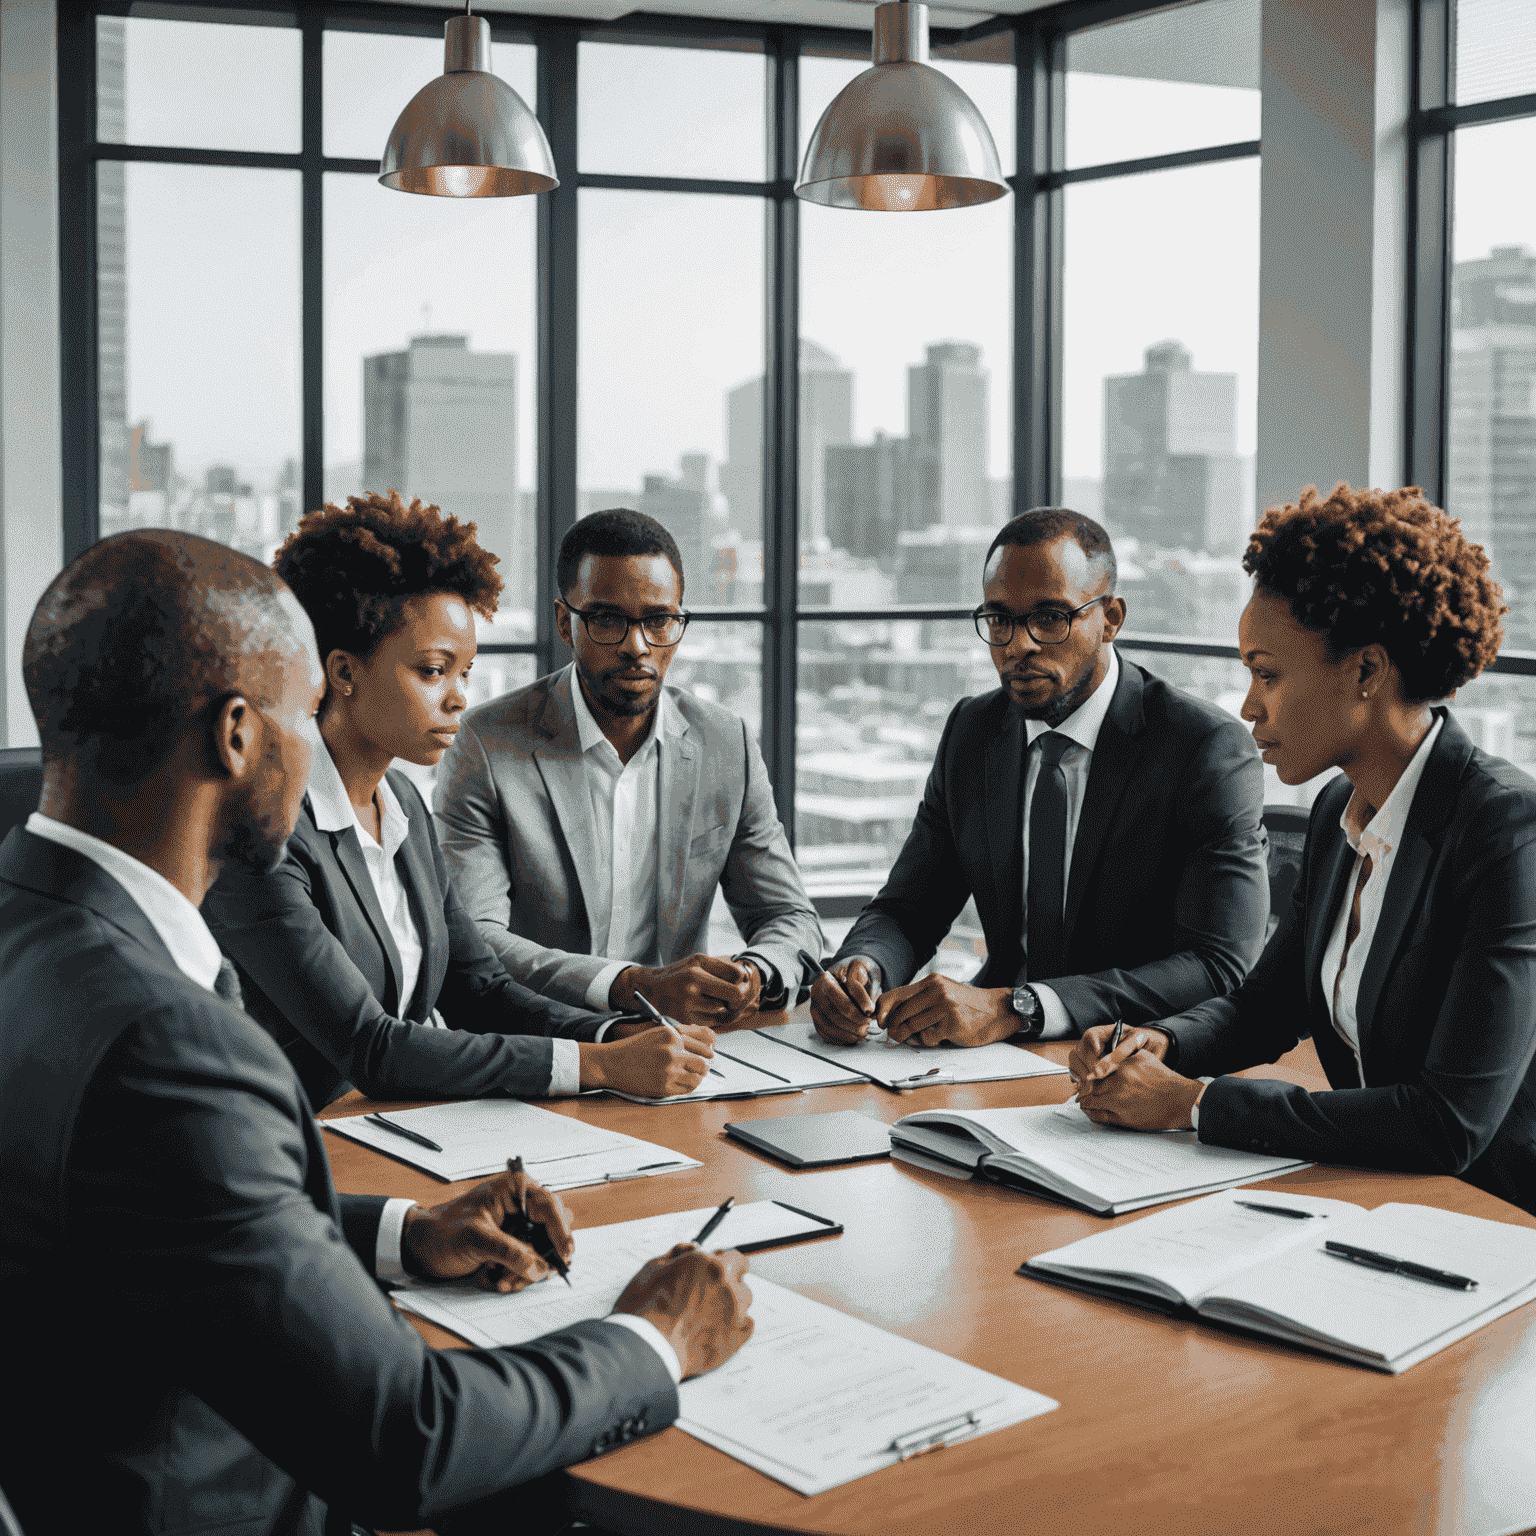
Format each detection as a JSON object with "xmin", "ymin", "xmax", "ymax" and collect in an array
[
  {"xmin": 1067, "ymin": 1024, "xmax": 1204, "ymax": 1131},
  {"xmin": 400, "ymin": 1165, "xmax": 754, "ymax": 1379},
  {"xmin": 810, "ymin": 961, "xmax": 1020, "ymax": 1049}
]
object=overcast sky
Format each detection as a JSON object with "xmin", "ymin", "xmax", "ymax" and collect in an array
[{"xmin": 113, "ymin": 15, "xmax": 1532, "ymax": 502}]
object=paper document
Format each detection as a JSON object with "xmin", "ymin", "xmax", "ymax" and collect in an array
[
  {"xmin": 324, "ymin": 1098, "xmax": 700, "ymax": 1184},
  {"xmin": 604, "ymin": 1030, "xmax": 867, "ymax": 1104},
  {"xmin": 757, "ymin": 1019, "xmax": 1068, "ymax": 1089},
  {"xmin": 395, "ymin": 1202, "xmax": 843, "ymax": 1344},
  {"xmin": 398, "ymin": 1217, "xmax": 1056, "ymax": 1496}
]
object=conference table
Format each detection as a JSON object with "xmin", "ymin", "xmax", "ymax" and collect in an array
[{"xmin": 321, "ymin": 1013, "xmax": 1536, "ymax": 1536}]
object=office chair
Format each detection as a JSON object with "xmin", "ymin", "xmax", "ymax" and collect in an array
[
  {"xmin": 1261, "ymin": 803, "xmax": 1309, "ymax": 941},
  {"xmin": 0, "ymin": 746, "xmax": 44, "ymax": 843}
]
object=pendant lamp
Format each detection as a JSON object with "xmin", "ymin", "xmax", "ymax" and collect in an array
[
  {"xmin": 380, "ymin": 6, "xmax": 557, "ymax": 198},
  {"xmin": 795, "ymin": 1, "xmax": 1008, "ymax": 212}
]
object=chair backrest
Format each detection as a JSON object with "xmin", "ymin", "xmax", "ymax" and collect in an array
[
  {"xmin": 1261, "ymin": 802, "xmax": 1309, "ymax": 939},
  {"xmin": 0, "ymin": 747, "xmax": 44, "ymax": 845}
]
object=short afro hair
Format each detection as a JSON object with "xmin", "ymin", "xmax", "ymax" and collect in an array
[
  {"xmin": 556, "ymin": 508, "xmax": 684, "ymax": 598},
  {"xmin": 23, "ymin": 529, "xmax": 301, "ymax": 786},
  {"xmin": 274, "ymin": 490, "xmax": 502, "ymax": 680},
  {"xmin": 1243, "ymin": 483, "xmax": 1506, "ymax": 703},
  {"xmin": 985, "ymin": 507, "xmax": 1118, "ymax": 591}
]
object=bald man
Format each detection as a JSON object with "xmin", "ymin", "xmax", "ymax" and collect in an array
[{"xmin": 0, "ymin": 530, "xmax": 752, "ymax": 1536}]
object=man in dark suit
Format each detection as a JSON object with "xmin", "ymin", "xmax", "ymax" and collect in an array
[
  {"xmin": 812, "ymin": 508, "xmax": 1269, "ymax": 1048},
  {"xmin": 0, "ymin": 529, "xmax": 752, "ymax": 1536}
]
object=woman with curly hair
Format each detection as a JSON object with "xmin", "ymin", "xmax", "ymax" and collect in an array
[
  {"xmin": 1070, "ymin": 483, "xmax": 1536, "ymax": 1213},
  {"xmin": 204, "ymin": 490, "xmax": 716, "ymax": 1109}
]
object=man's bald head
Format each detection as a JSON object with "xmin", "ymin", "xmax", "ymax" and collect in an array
[{"xmin": 24, "ymin": 530, "xmax": 314, "ymax": 786}]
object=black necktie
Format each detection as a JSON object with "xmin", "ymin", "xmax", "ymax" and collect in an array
[
  {"xmin": 214, "ymin": 957, "xmax": 245, "ymax": 1010},
  {"xmin": 1026, "ymin": 732, "xmax": 1073, "ymax": 982}
]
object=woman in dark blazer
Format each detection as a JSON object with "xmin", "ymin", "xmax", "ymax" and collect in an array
[
  {"xmin": 205, "ymin": 491, "xmax": 716, "ymax": 1109},
  {"xmin": 1070, "ymin": 483, "xmax": 1536, "ymax": 1215}
]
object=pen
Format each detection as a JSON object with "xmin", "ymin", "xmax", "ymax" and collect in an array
[
  {"xmin": 693, "ymin": 1196, "xmax": 735, "ymax": 1245},
  {"xmin": 1234, "ymin": 1200, "xmax": 1317, "ymax": 1220},
  {"xmin": 1104, "ymin": 1019, "xmax": 1126, "ymax": 1056},
  {"xmin": 632, "ymin": 988, "xmax": 669, "ymax": 1027},
  {"xmin": 798, "ymin": 947, "xmax": 877, "ymax": 1021},
  {"xmin": 504, "ymin": 1155, "xmax": 572, "ymax": 1287},
  {"xmin": 604, "ymin": 1160, "xmax": 689, "ymax": 1182},
  {"xmin": 364, "ymin": 1112, "xmax": 442, "ymax": 1153},
  {"xmin": 889, "ymin": 1067, "xmax": 953, "ymax": 1088},
  {"xmin": 1324, "ymin": 1240, "xmax": 1478, "ymax": 1290}
]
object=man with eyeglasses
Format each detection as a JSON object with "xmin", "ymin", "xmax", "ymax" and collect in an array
[
  {"xmin": 811, "ymin": 507, "xmax": 1268, "ymax": 1050},
  {"xmin": 436, "ymin": 508, "xmax": 820, "ymax": 1034}
]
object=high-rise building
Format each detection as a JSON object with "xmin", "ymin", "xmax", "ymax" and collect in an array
[
  {"xmin": 823, "ymin": 431, "xmax": 916, "ymax": 557},
  {"xmin": 1447, "ymin": 246, "xmax": 1536, "ymax": 647},
  {"xmin": 362, "ymin": 335, "xmax": 527, "ymax": 614},
  {"xmin": 1102, "ymin": 340, "xmax": 1244, "ymax": 555},
  {"xmin": 908, "ymin": 341, "xmax": 989, "ymax": 529},
  {"xmin": 98, "ymin": 17, "xmax": 129, "ymax": 535},
  {"xmin": 720, "ymin": 340, "xmax": 853, "ymax": 543},
  {"xmin": 637, "ymin": 454, "xmax": 727, "ymax": 601}
]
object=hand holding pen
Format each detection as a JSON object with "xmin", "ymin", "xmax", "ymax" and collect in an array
[
  {"xmin": 499, "ymin": 1155, "xmax": 574, "ymax": 1287},
  {"xmin": 804, "ymin": 949, "xmax": 882, "ymax": 1044}
]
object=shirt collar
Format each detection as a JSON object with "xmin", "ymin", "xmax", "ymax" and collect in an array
[
  {"xmin": 1025, "ymin": 646, "xmax": 1120, "ymax": 754},
  {"xmin": 1339, "ymin": 714, "xmax": 1445, "ymax": 859},
  {"xmin": 305, "ymin": 726, "xmax": 410, "ymax": 858},
  {"xmin": 569, "ymin": 664, "xmax": 668, "ymax": 763},
  {"xmin": 25, "ymin": 812, "xmax": 224, "ymax": 992}
]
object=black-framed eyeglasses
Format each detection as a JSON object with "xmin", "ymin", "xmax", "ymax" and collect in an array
[
  {"xmin": 972, "ymin": 595, "xmax": 1110, "ymax": 647},
  {"xmin": 561, "ymin": 603, "xmax": 691, "ymax": 648}
]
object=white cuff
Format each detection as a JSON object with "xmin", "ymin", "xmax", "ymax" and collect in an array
[
  {"xmin": 375, "ymin": 1196, "xmax": 418, "ymax": 1283},
  {"xmin": 593, "ymin": 1016, "xmax": 619, "ymax": 1043},
  {"xmin": 602, "ymin": 1312, "xmax": 683, "ymax": 1384},
  {"xmin": 587, "ymin": 960, "xmax": 630, "ymax": 1013},
  {"xmin": 548, "ymin": 1037, "xmax": 582, "ymax": 1096},
  {"xmin": 1189, "ymin": 1076, "xmax": 1216, "ymax": 1131},
  {"xmin": 1031, "ymin": 983, "xmax": 1074, "ymax": 1041}
]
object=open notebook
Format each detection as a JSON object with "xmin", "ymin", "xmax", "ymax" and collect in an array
[
  {"xmin": 1022, "ymin": 1192, "xmax": 1536, "ymax": 1373},
  {"xmin": 890, "ymin": 1100, "xmax": 1308, "ymax": 1214},
  {"xmin": 602, "ymin": 1029, "xmax": 867, "ymax": 1105}
]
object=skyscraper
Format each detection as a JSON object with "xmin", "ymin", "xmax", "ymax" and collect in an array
[
  {"xmin": 823, "ymin": 432, "xmax": 916, "ymax": 557},
  {"xmin": 720, "ymin": 340, "xmax": 853, "ymax": 543},
  {"xmin": 1447, "ymin": 246, "xmax": 1536, "ymax": 646},
  {"xmin": 1102, "ymin": 340, "xmax": 1243, "ymax": 555},
  {"xmin": 97, "ymin": 17, "xmax": 129, "ymax": 535},
  {"xmin": 362, "ymin": 335, "xmax": 527, "ymax": 615},
  {"xmin": 908, "ymin": 342, "xmax": 989, "ymax": 529}
]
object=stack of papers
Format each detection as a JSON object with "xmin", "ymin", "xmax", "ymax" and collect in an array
[
  {"xmin": 890, "ymin": 1101, "xmax": 1309, "ymax": 1214},
  {"xmin": 756, "ymin": 1018, "xmax": 1068, "ymax": 1090},
  {"xmin": 605, "ymin": 1029, "xmax": 868, "ymax": 1104},
  {"xmin": 396, "ymin": 1205, "xmax": 1057, "ymax": 1495},
  {"xmin": 1025, "ymin": 1195, "xmax": 1536, "ymax": 1372},
  {"xmin": 324, "ymin": 1098, "xmax": 701, "ymax": 1185}
]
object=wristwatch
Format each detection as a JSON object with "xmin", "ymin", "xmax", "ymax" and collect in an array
[{"xmin": 1009, "ymin": 983, "xmax": 1046, "ymax": 1040}]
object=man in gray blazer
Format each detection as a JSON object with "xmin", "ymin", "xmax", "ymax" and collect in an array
[{"xmin": 437, "ymin": 509, "xmax": 821, "ymax": 1026}]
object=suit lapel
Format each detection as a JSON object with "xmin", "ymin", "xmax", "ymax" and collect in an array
[
  {"xmin": 393, "ymin": 807, "xmax": 443, "ymax": 1022},
  {"xmin": 328, "ymin": 821, "xmax": 404, "ymax": 1015},
  {"xmin": 1305, "ymin": 823, "xmax": 1356, "ymax": 1018},
  {"xmin": 984, "ymin": 705, "xmax": 1025, "ymax": 949},
  {"xmin": 1062, "ymin": 659, "xmax": 1143, "ymax": 942},
  {"xmin": 657, "ymin": 709, "xmax": 700, "ymax": 955},
  {"xmin": 531, "ymin": 671, "xmax": 605, "ymax": 937}
]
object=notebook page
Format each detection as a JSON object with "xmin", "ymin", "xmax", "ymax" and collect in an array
[
  {"xmin": 714, "ymin": 1030, "xmax": 868, "ymax": 1088},
  {"xmin": 757, "ymin": 1019, "xmax": 1067, "ymax": 1088}
]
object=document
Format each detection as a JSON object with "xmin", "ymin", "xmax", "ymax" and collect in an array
[
  {"xmin": 757, "ymin": 1018, "xmax": 1068, "ymax": 1090},
  {"xmin": 324, "ymin": 1098, "xmax": 701, "ymax": 1184},
  {"xmin": 890, "ymin": 1104, "xmax": 1309, "ymax": 1214},
  {"xmin": 603, "ymin": 1030, "xmax": 867, "ymax": 1105},
  {"xmin": 398, "ymin": 1214, "xmax": 1058, "ymax": 1497}
]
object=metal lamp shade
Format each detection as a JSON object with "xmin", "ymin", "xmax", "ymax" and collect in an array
[
  {"xmin": 380, "ymin": 14, "xmax": 557, "ymax": 198},
  {"xmin": 795, "ymin": 2, "xmax": 1008, "ymax": 212}
]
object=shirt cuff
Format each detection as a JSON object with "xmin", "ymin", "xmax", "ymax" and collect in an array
[
  {"xmin": 375, "ymin": 1196, "xmax": 418, "ymax": 1283},
  {"xmin": 548, "ymin": 1037, "xmax": 581, "ymax": 1096},
  {"xmin": 1030, "ymin": 983, "xmax": 1074, "ymax": 1041},
  {"xmin": 587, "ymin": 960, "xmax": 630, "ymax": 1013},
  {"xmin": 602, "ymin": 1312, "xmax": 683, "ymax": 1385},
  {"xmin": 738, "ymin": 951, "xmax": 783, "ymax": 1003},
  {"xmin": 1188, "ymin": 1077, "xmax": 1216, "ymax": 1131}
]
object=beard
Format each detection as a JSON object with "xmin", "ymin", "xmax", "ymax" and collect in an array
[
  {"xmin": 1008, "ymin": 660, "xmax": 1101, "ymax": 729},
  {"xmin": 578, "ymin": 657, "xmax": 660, "ymax": 720},
  {"xmin": 214, "ymin": 738, "xmax": 293, "ymax": 875}
]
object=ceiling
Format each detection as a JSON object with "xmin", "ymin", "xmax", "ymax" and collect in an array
[{"xmin": 369, "ymin": 1, "xmax": 1060, "ymax": 28}]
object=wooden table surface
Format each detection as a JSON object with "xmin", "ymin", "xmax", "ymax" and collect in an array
[{"xmin": 321, "ymin": 1015, "xmax": 1536, "ymax": 1536}]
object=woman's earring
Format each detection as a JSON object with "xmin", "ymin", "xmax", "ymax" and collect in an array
[{"xmin": 342, "ymin": 685, "xmax": 353, "ymax": 697}]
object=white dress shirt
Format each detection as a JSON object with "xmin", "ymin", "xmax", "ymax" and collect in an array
[
  {"xmin": 23, "ymin": 811, "xmax": 681, "ymax": 1377},
  {"xmin": 1319, "ymin": 715, "xmax": 1444, "ymax": 1086},
  {"xmin": 307, "ymin": 738, "xmax": 586, "ymax": 1096},
  {"xmin": 1018, "ymin": 647, "xmax": 1121, "ymax": 1040}
]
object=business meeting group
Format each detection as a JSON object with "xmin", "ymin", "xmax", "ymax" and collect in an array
[{"xmin": 5, "ymin": 0, "xmax": 1536, "ymax": 1529}]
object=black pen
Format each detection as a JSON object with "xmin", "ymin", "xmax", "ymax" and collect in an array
[
  {"xmin": 798, "ymin": 947, "xmax": 877, "ymax": 1023},
  {"xmin": 1324, "ymin": 1240, "xmax": 1478, "ymax": 1290},
  {"xmin": 364, "ymin": 1112, "xmax": 442, "ymax": 1153},
  {"xmin": 505, "ymin": 1155, "xmax": 572, "ymax": 1287},
  {"xmin": 632, "ymin": 988, "xmax": 669, "ymax": 1027},
  {"xmin": 1104, "ymin": 1019, "xmax": 1126, "ymax": 1056},
  {"xmin": 1234, "ymin": 1200, "xmax": 1316, "ymax": 1220},
  {"xmin": 693, "ymin": 1196, "xmax": 735, "ymax": 1246}
]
